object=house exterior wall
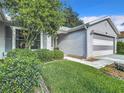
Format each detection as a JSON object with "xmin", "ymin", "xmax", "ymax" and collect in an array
[
  {"xmin": 86, "ymin": 20, "xmax": 117, "ymax": 58},
  {"xmin": 58, "ymin": 30, "xmax": 86, "ymax": 57},
  {"xmin": 0, "ymin": 22, "xmax": 5, "ymax": 59},
  {"xmin": 47, "ymin": 36, "xmax": 53, "ymax": 50},
  {"xmin": 42, "ymin": 33, "xmax": 53, "ymax": 50}
]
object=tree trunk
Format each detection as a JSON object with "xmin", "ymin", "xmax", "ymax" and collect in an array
[{"xmin": 25, "ymin": 42, "xmax": 31, "ymax": 49}]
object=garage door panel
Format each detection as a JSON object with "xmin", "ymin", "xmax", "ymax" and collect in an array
[
  {"xmin": 93, "ymin": 45, "xmax": 113, "ymax": 51},
  {"xmin": 93, "ymin": 39, "xmax": 113, "ymax": 46},
  {"xmin": 93, "ymin": 34, "xmax": 113, "ymax": 41},
  {"xmin": 92, "ymin": 34, "xmax": 114, "ymax": 56},
  {"xmin": 93, "ymin": 50, "xmax": 114, "ymax": 56}
]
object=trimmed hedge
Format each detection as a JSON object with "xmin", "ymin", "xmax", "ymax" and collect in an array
[
  {"xmin": 7, "ymin": 49, "xmax": 64, "ymax": 62},
  {"xmin": 53, "ymin": 50, "xmax": 64, "ymax": 60},
  {"xmin": 7, "ymin": 49, "xmax": 37, "ymax": 59},
  {"xmin": 0, "ymin": 50, "xmax": 42, "ymax": 93},
  {"xmin": 0, "ymin": 59, "xmax": 4, "ymax": 63},
  {"xmin": 36, "ymin": 49, "xmax": 64, "ymax": 62},
  {"xmin": 36, "ymin": 49, "xmax": 54, "ymax": 62},
  {"xmin": 117, "ymin": 42, "xmax": 124, "ymax": 54}
]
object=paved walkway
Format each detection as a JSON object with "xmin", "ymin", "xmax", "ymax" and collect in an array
[
  {"xmin": 99, "ymin": 54, "xmax": 124, "ymax": 63},
  {"xmin": 64, "ymin": 54, "xmax": 124, "ymax": 69},
  {"xmin": 64, "ymin": 56, "xmax": 114, "ymax": 69}
]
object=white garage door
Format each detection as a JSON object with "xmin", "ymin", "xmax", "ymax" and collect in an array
[{"xmin": 92, "ymin": 34, "xmax": 114, "ymax": 56}]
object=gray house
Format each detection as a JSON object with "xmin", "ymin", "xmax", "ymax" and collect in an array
[
  {"xmin": 0, "ymin": 10, "xmax": 120, "ymax": 59},
  {"xmin": 0, "ymin": 11, "xmax": 54, "ymax": 59},
  {"xmin": 58, "ymin": 17, "xmax": 120, "ymax": 59}
]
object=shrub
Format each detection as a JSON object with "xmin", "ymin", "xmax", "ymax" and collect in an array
[
  {"xmin": 36, "ymin": 49, "xmax": 54, "ymax": 62},
  {"xmin": 0, "ymin": 56, "xmax": 42, "ymax": 93},
  {"xmin": 7, "ymin": 48, "xmax": 19, "ymax": 57},
  {"xmin": 0, "ymin": 49, "xmax": 43, "ymax": 92},
  {"xmin": 117, "ymin": 42, "xmax": 124, "ymax": 54},
  {"xmin": 7, "ymin": 49, "xmax": 37, "ymax": 59},
  {"xmin": 53, "ymin": 50, "xmax": 64, "ymax": 60},
  {"xmin": 54, "ymin": 47, "xmax": 59, "ymax": 50},
  {"xmin": 115, "ymin": 62, "xmax": 124, "ymax": 71},
  {"xmin": 0, "ymin": 59, "xmax": 4, "ymax": 63}
]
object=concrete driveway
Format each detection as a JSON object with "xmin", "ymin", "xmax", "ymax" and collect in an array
[
  {"xmin": 98, "ymin": 54, "xmax": 124, "ymax": 63},
  {"xmin": 64, "ymin": 54, "xmax": 124, "ymax": 69}
]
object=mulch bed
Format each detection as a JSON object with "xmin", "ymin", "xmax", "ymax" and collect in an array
[
  {"xmin": 102, "ymin": 63, "xmax": 124, "ymax": 80},
  {"xmin": 86, "ymin": 57, "xmax": 99, "ymax": 62}
]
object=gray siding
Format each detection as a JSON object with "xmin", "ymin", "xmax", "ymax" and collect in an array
[
  {"xmin": 89, "ymin": 20, "xmax": 117, "ymax": 37},
  {"xmin": 58, "ymin": 30, "xmax": 86, "ymax": 57}
]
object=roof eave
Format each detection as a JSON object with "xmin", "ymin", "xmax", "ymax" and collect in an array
[
  {"xmin": 87, "ymin": 17, "xmax": 120, "ymax": 35},
  {"xmin": 58, "ymin": 25, "xmax": 86, "ymax": 34},
  {"xmin": 107, "ymin": 18, "xmax": 120, "ymax": 35}
]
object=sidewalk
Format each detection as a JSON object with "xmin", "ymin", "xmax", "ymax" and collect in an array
[{"xmin": 64, "ymin": 56, "xmax": 114, "ymax": 69}]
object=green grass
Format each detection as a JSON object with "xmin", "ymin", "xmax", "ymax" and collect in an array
[{"xmin": 42, "ymin": 60, "xmax": 124, "ymax": 93}]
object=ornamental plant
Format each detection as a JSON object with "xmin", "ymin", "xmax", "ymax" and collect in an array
[{"xmin": 0, "ymin": 50, "xmax": 42, "ymax": 93}]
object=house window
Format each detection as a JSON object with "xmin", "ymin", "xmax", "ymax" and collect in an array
[
  {"xmin": 16, "ymin": 30, "xmax": 25, "ymax": 48},
  {"xmin": 31, "ymin": 34, "xmax": 40, "ymax": 49},
  {"xmin": 16, "ymin": 29, "xmax": 40, "ymax": 49},
  {"xmin": 5, "ymin": 26, "xmax": 12, "ymax": 52}
]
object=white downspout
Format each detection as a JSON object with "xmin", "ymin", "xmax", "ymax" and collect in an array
[
  {"xmin": 40, "ymin": 32, "xmax": 43, "ymax": 49},
  {"xmin": 11, "ymin": 27, "xmax": 16, "ymax": 49}
]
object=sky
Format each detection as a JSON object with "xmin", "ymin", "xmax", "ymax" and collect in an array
[{"xmin": 62, "ymin": 0, "xmax": 124, "ymax": 31}]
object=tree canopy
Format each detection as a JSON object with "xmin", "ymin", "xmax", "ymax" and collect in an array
[
  {"xmin": 1, "ymin": 0, "xmax": 65, "ymax": 48},
  {"xmin": 63, "ymin": 7, "xmax": 84, "ymax": 27}
]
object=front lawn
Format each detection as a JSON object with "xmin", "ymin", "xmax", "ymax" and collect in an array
[{"xmin": 42, "ymin": 60, "xmax": 124, "ymax": 93}]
